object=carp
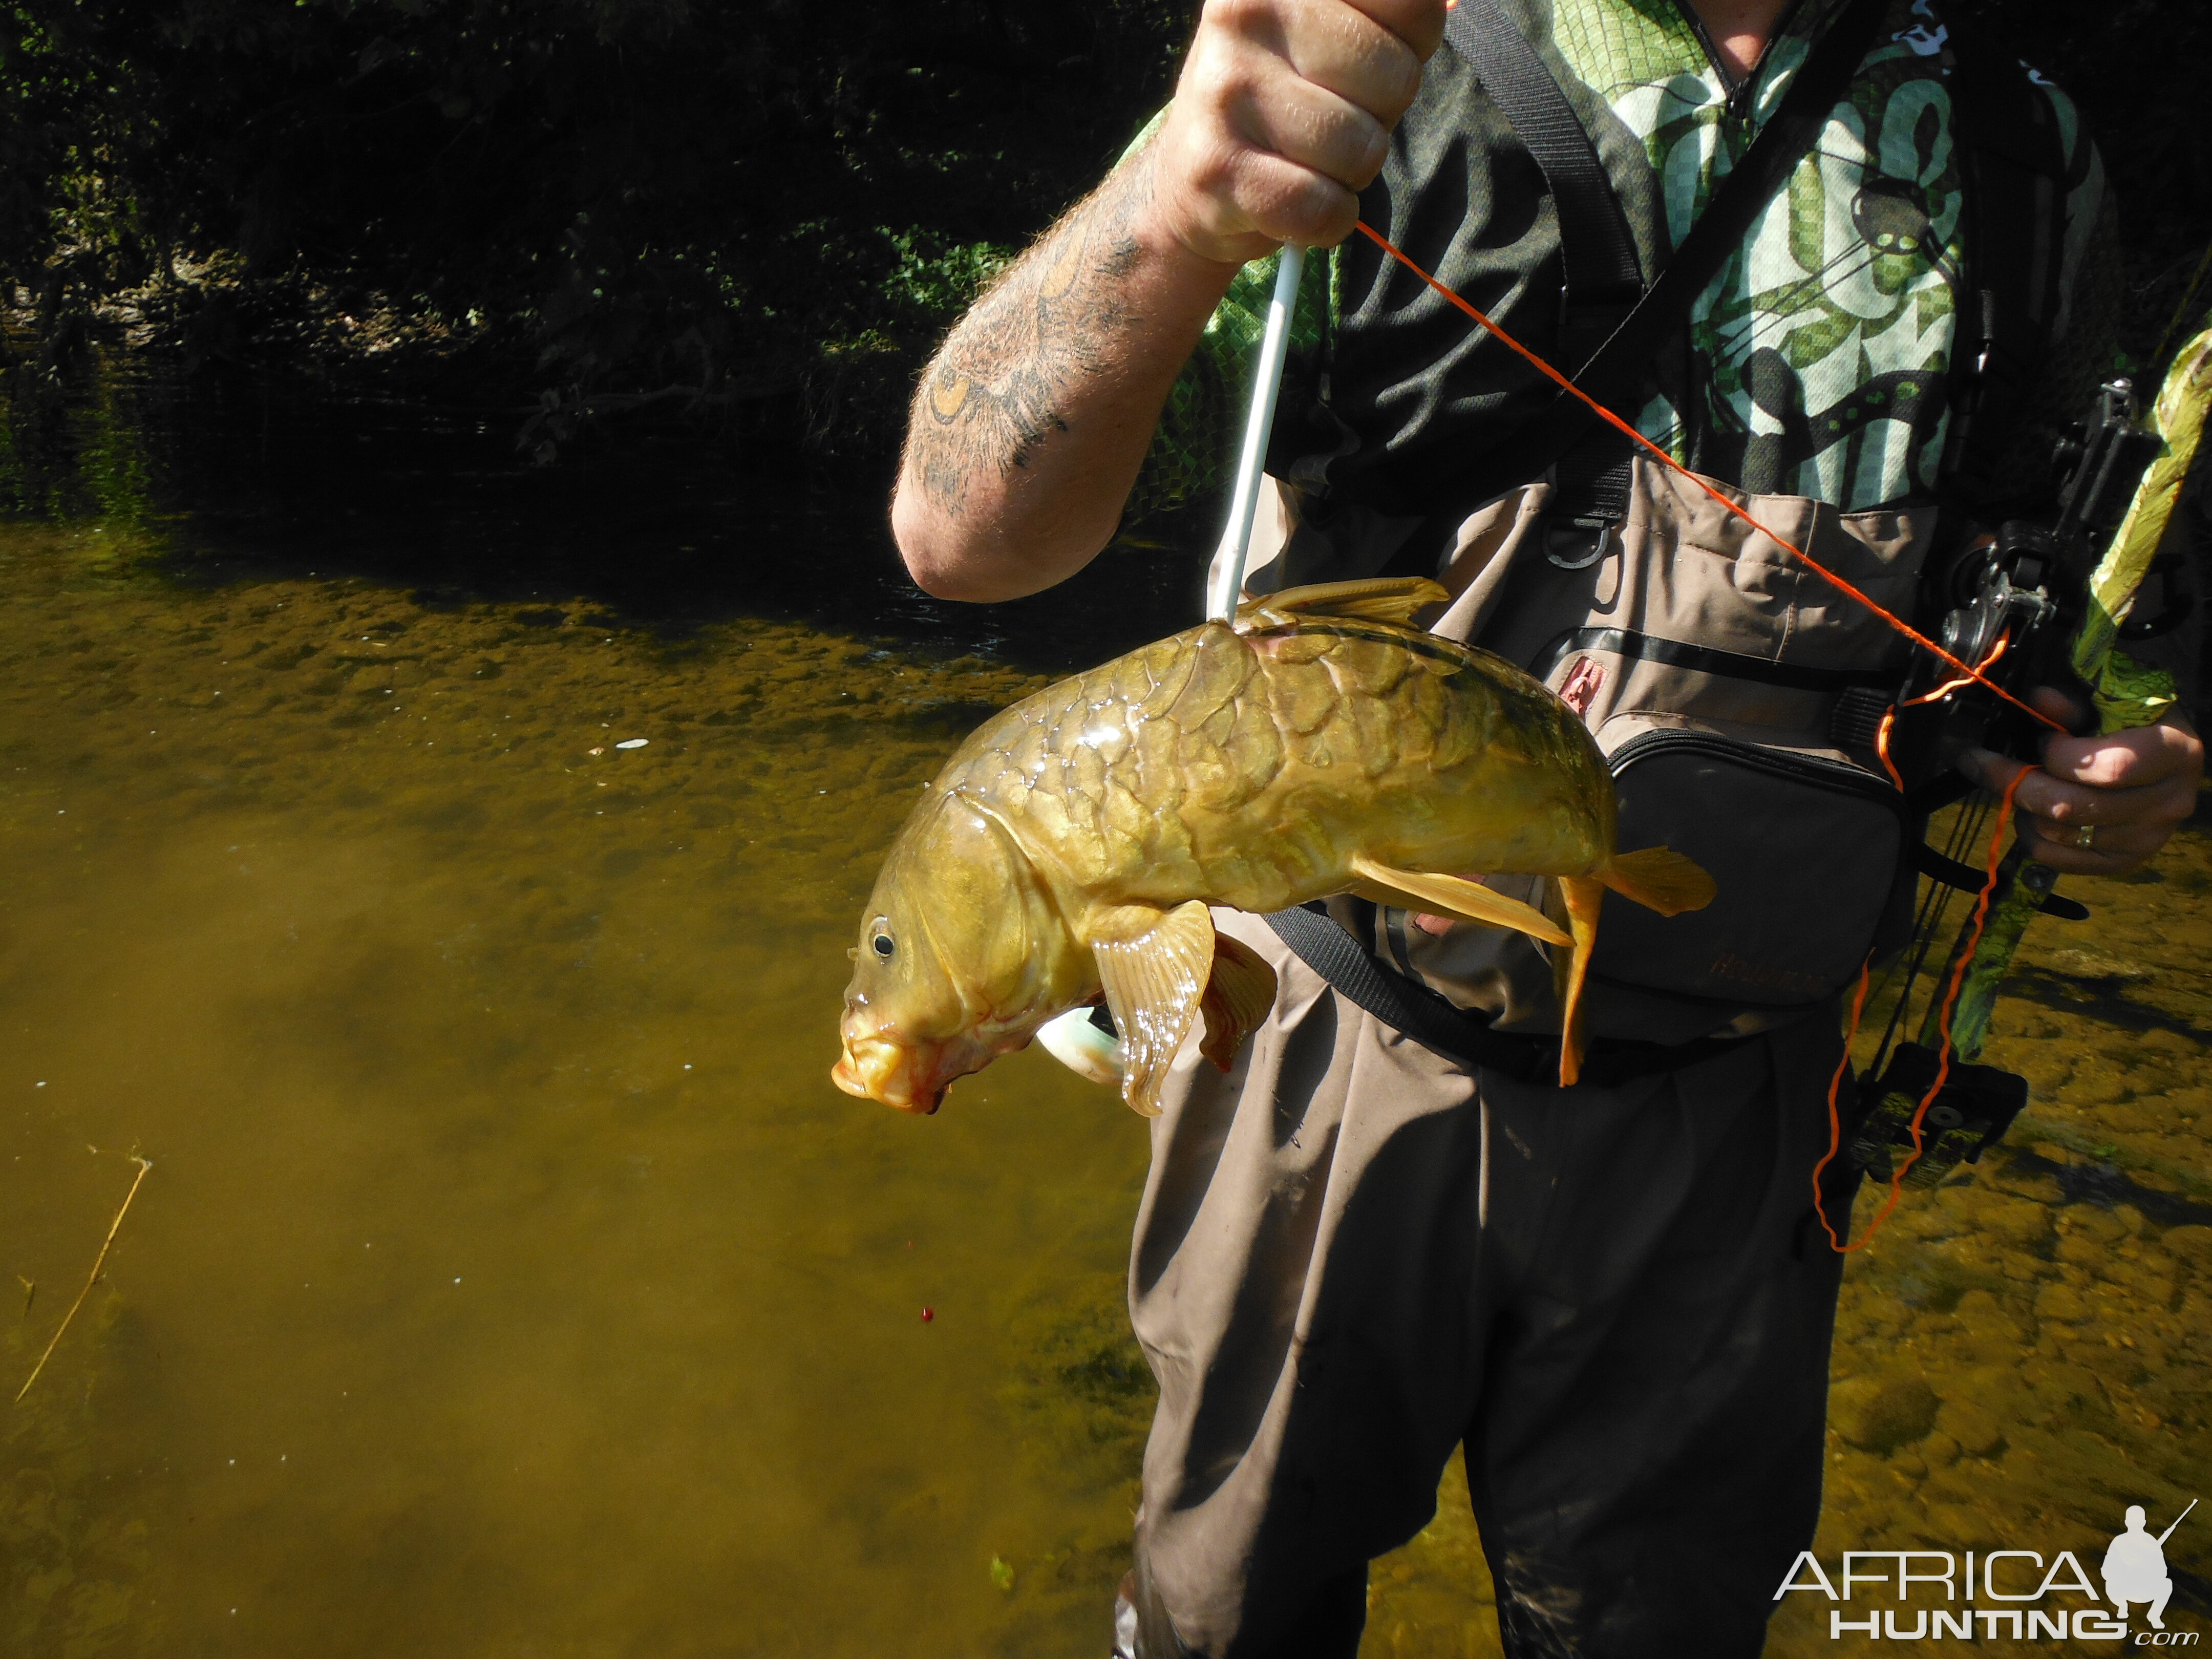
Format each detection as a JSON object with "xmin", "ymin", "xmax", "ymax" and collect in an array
[{"xmin": 832, "ymin": 578, "xmax": 1713, "ymax": 1114}]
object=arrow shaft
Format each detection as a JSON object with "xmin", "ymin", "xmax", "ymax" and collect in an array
[{"xmin": 1206, "ymin": 244, "xmax": 1306, "ymax": 623}]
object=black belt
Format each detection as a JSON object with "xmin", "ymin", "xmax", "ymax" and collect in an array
[{"xmin": 1263, "ymin": 903, "xmax": 1752, "ymax": 1089}]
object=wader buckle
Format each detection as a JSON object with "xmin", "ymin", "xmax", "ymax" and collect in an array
[{"xmin": 1544, "ymin": 516, "xmax": 1615, "ymax": 569}]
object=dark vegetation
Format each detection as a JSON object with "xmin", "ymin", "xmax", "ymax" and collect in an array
[
  {"xmin": 0, "ymin": 0, "xmax": 1192, "ymax": 460},
  {"xmin": 0, "ymin": 0, "xmax": 2206, "ymax": 467}
]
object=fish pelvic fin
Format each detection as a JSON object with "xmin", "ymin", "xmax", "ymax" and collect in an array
[
  {"xmin": 1240, "ymin": 577, "xmax": 1451, "ymax": 628},
  {"xmin": 1092, "ymin": 900, "xmax": 1217, "ymax": 1119},
  {"xmin": 1348, "ymin": 856, "xmax": 1572, "ymax": 946},
  {"xmin": 1599, "ymin": 846, "xmax": 1717, "ymax": 917},
  {"xmin": 1556, "ymin": 877, "xmax": 1605, "ymax": 1088},
  {"xmin": 1199, "ymin": 931, "xmax": 1278, "ymax": 1073}
]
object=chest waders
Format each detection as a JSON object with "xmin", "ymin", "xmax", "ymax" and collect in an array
[{"xmin": 1249, "ymin": 2, "xmax": 2099, "ymax": 1177}]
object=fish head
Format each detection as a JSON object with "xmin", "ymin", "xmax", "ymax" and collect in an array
[{"xmin": 833, "ymin": 789, "xmax": 1086, "ymax": 1115}]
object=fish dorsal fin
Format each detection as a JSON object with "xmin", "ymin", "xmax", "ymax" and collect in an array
[
  {"xmin": 1198, "ymin": 931, "xmax": 1278, "ymax": 1073},
  {"xmin": 1239, "ymin": 578, "xmax": 1452, "ymax": 628},
  {"xmin": 1347, "ymin": 855, "xmax": 1572, "ymax": 946},
  {"xmin": 1092, "ymin": 900, "xmax": 1217, "ymax": 1118},
  {"xmin": 1599, "ymin": 846, "xmax": 1717, "ymax": 916}
]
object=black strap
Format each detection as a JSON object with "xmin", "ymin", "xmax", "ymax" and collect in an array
[
  {"xmin": 1447, "ymin": 0, "xmax": 1643, "ymax": 526},
  {"xmin": 1447, "ymin": 0, "xmax": 1642, "ymax": 323},
  {"xmin": 1263, "ymin": 903, "xmax": 1753, "ymax": 1089},
  {"xmin": 1440, "ymin": 0, "xmax": 1893, "ymax": 518},
  {"xmin": 1528, "ymin": 625, "xmax": 1899, "ymax": 691},
  {"xmin": 1909, "ymin": 842, "xmax": 2088, "ymax": 919}
]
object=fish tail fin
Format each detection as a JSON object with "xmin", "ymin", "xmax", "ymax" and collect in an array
[
  {"xmin": 1556, "ymin": 876, "xmax": 1605, "ymax": 1088},
  {"xmin": 1599, "ymin": 846, "xmax": 1716, "ymax": 917}
]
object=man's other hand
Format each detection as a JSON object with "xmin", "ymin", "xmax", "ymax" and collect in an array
[
  {"xmin": 1151, "ymin": 0, "xmax": 1450, "ymax": 267},
  {"xmin": 1962, "ymin": 687, "xmax": 2205, "ymax": 875}
]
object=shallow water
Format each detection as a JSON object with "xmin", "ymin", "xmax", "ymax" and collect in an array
[
  {"xmin": 1359, "ymin": 818, "xmax": 2212, "ymax": 1657},
  {"xmin": 3, "ymin": 358, "xmax": 2208, "ymax": 1656}
]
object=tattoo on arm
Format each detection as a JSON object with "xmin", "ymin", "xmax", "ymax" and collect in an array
[{"xmin": 904, "ymin": 148, "xmax": 1156, "ymax": 517}]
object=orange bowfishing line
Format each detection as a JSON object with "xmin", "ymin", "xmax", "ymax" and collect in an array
[
  {"xmin": 1350, "ymin": 220, "xmax": 2066, "ymax": 736},
  {"xmin": 1808, "ymin": 764, "xmax": 2030, "ymax": 1251},
  {"xmin": 1344, "ymin": 221, "xmax": 2061, "ymax": 1251}
]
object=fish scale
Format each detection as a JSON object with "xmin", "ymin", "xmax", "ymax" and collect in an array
[
  {"xmin": 835, "ymin": 580, "xmax": 1716, "ymax": 1115},
  {"xmin": 931, "ymin": 599, "xmax": 1606, "ymax": 921}
]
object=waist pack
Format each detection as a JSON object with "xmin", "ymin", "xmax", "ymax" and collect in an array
[{"xmin": 1587, "ymin": 722, "xmax": 1914, "ymax": 1007}]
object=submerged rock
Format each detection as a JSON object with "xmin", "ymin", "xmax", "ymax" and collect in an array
[{"xmin": 1830, "ymin": 1375, "xmax": 1939, "ymax": 1454}]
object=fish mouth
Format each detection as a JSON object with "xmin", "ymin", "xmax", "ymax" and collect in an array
[{"xmin": 832, "ymin": 1031, "xmax": 946, "ymax": 1116}]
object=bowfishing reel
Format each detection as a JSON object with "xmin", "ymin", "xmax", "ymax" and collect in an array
[
  {"xmin": 1851, "ymin": 1043, "xmax": 2031, "ymax": 1187},
  {"xmin": 1886, "ymin": 378, "xmax": 2163, "ymax": 782},
  {"xmin": 1839, "ymin": 380, "xmax": 2165, "ymax": 1194}
]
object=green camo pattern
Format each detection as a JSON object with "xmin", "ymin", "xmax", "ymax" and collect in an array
[{"xmin": 1132, "ymin": 0, "xmax": 2103, "ymax": 519}]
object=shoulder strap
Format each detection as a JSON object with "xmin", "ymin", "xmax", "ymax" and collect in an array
[
  {"xmin": 1438, "ymin": 0, "xmax": 1892, "ymax": 517},
  {"xmin": 1262, "ymin": 902, "xmax": 1751, "ymax": 1088},
  {"xmin": 1447, "ymin": 0, "xmax": 1642, "ymax": 363}
]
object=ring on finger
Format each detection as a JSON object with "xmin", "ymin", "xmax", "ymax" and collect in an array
[{"xmin": 2070, "ymin": 823, "xmax": 2097, "ymax": 850}]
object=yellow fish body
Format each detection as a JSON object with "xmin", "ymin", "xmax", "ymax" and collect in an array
[{"xmin": 832, "ymin": 579, "xmax": 1712, "ymax": 1113}]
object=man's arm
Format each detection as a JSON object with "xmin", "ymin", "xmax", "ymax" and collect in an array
[{"xmin": 891, "ymin": 0, "xmax": 1447, "ymax": 602}]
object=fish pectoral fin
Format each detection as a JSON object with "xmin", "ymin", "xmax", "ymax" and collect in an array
[
  {"xmin": 1198, "ymin": 931, "xmax": 1278, "ymax": 1073},
  {"xmin": 1239, "ymin": 577, "xmax": 1452, "ymax": 627},
  {"xmin": 1348, "ymin": 856, "xmax": 1572, "ymax": 946},
  {"xmin": 1601, "ymin": 846, "xmax": 1716, "ymax": 916},
  {"xmin": 1093, "ymin": 900, "xmax": 1217, "ymax": 1119}
]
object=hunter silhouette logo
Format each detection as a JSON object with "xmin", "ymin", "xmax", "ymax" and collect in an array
[{"xmin": 2105, "ymin": 1501, "xmax": 2196, "ymax": 1631}]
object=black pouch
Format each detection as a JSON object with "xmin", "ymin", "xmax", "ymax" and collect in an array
[{"xmin": 1588, "ymin": 724, "xmax": 1913, "ymax": 1006}]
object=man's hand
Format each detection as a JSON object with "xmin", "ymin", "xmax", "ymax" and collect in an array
[
  {"xmin": 1151, "ymin": 0, "xmax": 1450, "ymax": 266},
  {"xmin": 1961, "ymin": 687, "xmax": 2204, "ymax": 876}
]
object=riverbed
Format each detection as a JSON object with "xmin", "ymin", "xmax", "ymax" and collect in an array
[{"xmin": 3, "ymin": 358, "xmax": 2206, "ymax": 1656}]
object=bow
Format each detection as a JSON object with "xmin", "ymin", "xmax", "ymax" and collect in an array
[{"xmin": 1842, "ymin": 325, "xmax": 2212, "ymax": 1220}]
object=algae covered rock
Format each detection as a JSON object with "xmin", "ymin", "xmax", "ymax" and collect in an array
[
  {"xmin": 1933, "ymin": 1397, "xmax": 2005, "ymax": 1457},
  {"xmin": 2161, "ymin": 1223, "xmax": 2212, "ymax": 1270},
  {"xmin": 1935, "ymin": 1183, "xmax": 2053, "ymax": 1250},
  {"xmin": 2034, "ymin": 1283, "xmax": 2091, "ymax": 1324},
  {"xmin": 1830, "ymin": 1374, "xmax": 1940, "ymax": 1453}
]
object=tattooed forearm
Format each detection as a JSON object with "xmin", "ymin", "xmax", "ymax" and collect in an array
[{"xmin": 904, "ymin": 147, "xmax": 1157, "ymax": 518}]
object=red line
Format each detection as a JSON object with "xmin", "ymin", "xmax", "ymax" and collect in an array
[
  {"xmin": 1352, "ymin": 220, "xmax": 2065, "ymax": 734},
  {"xmin": 1810, "ymin": 958, "xmax": 1873, "ymax": 1254},
  {"xmin": 1818, "ymin": 764, "xmax": 2029, "ymax": 1253}
]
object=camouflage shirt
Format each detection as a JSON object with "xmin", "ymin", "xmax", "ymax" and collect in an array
[{"xmin": 1133, "ymin": 0, "xmax": 2112, "ymax": 522}]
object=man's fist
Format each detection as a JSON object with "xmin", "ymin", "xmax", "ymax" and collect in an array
[
  {"xmin": 1961, "ymin": 688, "xmax": 2204, "ymax": 876},
  {"xmin": 1145, "ymin": 0, "xmax": 1450, "ymax": 266}
]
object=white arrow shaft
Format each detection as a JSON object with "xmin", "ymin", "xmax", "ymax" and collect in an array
[{"xmin": 1206, "ymin": 244, "xmax": 1306, "ymax": 623}]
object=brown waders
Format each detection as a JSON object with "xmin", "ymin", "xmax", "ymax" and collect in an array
[
  {"xmin": 1113, "ymin": 464, "xmax": 1917, "ymax": 1655},
  {"xmin": 1114, "ymin": 911, "xmax": 1856, "ymax": 1657}
]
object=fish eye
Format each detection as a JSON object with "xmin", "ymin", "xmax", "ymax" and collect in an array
[{"xmin": 872, "ymin": 932, "xmax": 896, "ymax": 960}]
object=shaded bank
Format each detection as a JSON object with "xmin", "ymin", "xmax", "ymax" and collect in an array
[{"xmin": 2, "ymin": 0, "xmax": 2208, "ymax": 470}]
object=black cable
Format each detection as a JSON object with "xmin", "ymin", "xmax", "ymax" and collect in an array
[{"xmin": 1869, "ymin": 794, "xmax": 1994, "ymax": 1074}]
